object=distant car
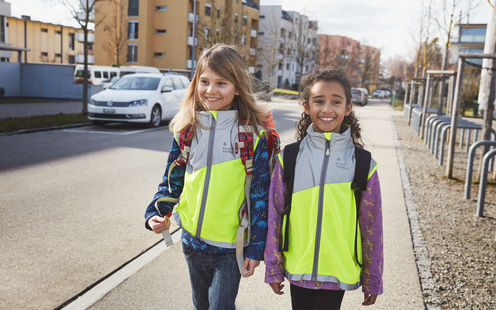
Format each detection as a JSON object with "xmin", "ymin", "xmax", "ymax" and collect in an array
[
  {"xmin": 88, "ymin": 73, "xmax": 190, "ymax": 127},
  {"xmin": 351, "ymin": 87, "xmax": 368, "ymax": 106},
  {"xmin": 372, "ymin": 90, "xmax": 390, "ymax": 99}
]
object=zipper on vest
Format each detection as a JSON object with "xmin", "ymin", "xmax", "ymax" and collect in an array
[
  {"xmin": 195, "ymin": 117, "xmax": 216, "ymax": 238},
  {"xmin": 311, "ymin": 138, "xmax": 331, "ymax": 281}
]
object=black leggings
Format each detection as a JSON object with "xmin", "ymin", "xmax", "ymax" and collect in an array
[{"xmin": 290, "ymin": 283, "xmax": 345, "ymax": 310}]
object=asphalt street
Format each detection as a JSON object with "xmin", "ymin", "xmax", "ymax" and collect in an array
[{"xmin": 0, "ymin": 98, "xmax": 424, "ymax": 309}]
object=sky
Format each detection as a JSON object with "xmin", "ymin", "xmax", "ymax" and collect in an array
[{"xmin": 8, "ymin": 0, "xmax": 491, "ymax": 61}]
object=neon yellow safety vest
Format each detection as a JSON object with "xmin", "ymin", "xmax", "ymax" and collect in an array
[
  {"xmin": 282, "ymin": 126, "xmax": 377, "ymax": 290},
  {"xmin": 172, "ymin": 110, "xmax": 264, "ymax": 248}
]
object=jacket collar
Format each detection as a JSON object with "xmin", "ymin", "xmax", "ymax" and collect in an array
[{"xmin": 305, "ymin": 124, "xmax": 354, "ymax": 151}]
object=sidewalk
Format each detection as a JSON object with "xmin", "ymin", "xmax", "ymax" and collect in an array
[
  {"xmin": 86, "ymin": 103, "xmax": 425, "ymax": 309},
  {"xmin": 0, "ymin": 100, "xmax": 83, "ymax": 118}
]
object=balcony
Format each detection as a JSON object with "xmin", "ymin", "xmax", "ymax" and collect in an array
[
  {"xmin": 186, "ymin": 59, "xmax": 197, "ymax": 69},
  {"xmin": 76, "ymin": 32, "xmax": 95, "ymax": 43},
  {"xmin": 248, "ymin": 66, "xmax": 255, "ymax": 74},
  {"xmin": 188, "ymin": 12, "xmax": 198, "ymax": 23},
  {"xmin": 76, "ymin": 54, "xmax": 94, "ymax": 64},
  {"xmin": 250, "ymin": 29, "xmax": 257, "ymax": 38},
  {"xmin": 187, "ymin": 36, "xmax": 198, "ymax": 46},
  {"xmin": 249, "ymin": 48, "xmax": 256, "ymax": 56}
]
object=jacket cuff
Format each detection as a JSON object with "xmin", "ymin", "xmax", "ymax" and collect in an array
[
  {"xmin": 265, "ymin": 264, "xmax": 285, "ymax": 284},
  {"xmin": 361, "ymin": 274, "xmax": 383, "ymax": 295},
  {"xmin": 245, "ymin": 242, "xmax": 265, "ymax": 261}
]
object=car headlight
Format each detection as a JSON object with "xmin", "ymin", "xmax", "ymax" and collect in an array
[
  {"xmin": 129, "ymin": 99, "xmax": 148, "ymax": 107},
  {"xmin": 90, "ymin": 98, "xmax": 96, "ymax": 106}
]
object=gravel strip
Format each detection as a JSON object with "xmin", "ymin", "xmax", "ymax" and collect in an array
[{"xmin": 393, "ymin": 115, "xmax": 496, "ymax": 309}]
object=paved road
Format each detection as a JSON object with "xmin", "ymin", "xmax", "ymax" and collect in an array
[{"xmin": 0, "ymin": 98, "xmax": 424, "ymax": 309}]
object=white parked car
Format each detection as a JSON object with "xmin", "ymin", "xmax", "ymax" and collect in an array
[{"xmin": 88, "ymin": 73, "xmax": 190, "ymax": 127}]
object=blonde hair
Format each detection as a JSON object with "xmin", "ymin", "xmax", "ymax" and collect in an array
[{"xmin": 170, "ymin": 44, "xmax": 266, "ymax": 135}]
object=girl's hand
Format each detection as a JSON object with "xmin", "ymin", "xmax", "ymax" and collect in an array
[
  {"xmin": 241, "ymin": 258, "xmax": 260, "ymax": 277},
  {"xmin": 148, "ymin": 215, "xmax": 170, "ymax": 234},
  {"xmin": 362, "ymin": 293, "xmax": 377, "ymax": 306},
  {"xmin": 269, "ymin": 282, "xmax": 285, "ymax": 295}
]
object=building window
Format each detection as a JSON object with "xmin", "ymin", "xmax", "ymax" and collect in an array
[
  {"xmin": 88, "ymin": 43, "xmax": 94, "ymax": 50},
  {"xmin": 0, "ymin": 16, "xmax": 5, "ymax": 43},
  {"xmin": 154, "ymin": 52, "xmax": 165, "ymax": 58},
  {"xmin": 41, "ymin": 28, "xmax": 48, "ymax": 33},
  {"xmin": 241, "ymin": 35, "xmax": 246, "ymax": 45},
  {"xmin": 205, "ymin": 4, "xmax": 211, "ymax": 16},
  {"xmin": 258, "ymin": 31, "xmax": 264, "ymax": 36},
  {"xmin": 204, "ymin": 27, "xmax": 210, "ymax": 40},
  {"xmin": 155, "ymin": 29, "xmax": 166, "ymax": 35},
  {"xmin": 217, "ymin": 8, "xmax": 220, "ymax": 18},
  {"xmin": 260, "ymin": 15, "xmax": 265, "ymax": 19},
  {"xmin": 128, "ymin": 21, "xmax": 138, "ymax": 40},
  {"xmin": 234, "ymin": 13, "xmax": 238, "ymax": 23},
  {"xmin": 69, "ymin": 33, "xmax": 75, "ymax": 50},
  {"xmin": 55, "ymin": 30, "xmax": 62, "ymax": 35},
  {"xmin": 242, "ymin": 16, "xmax": 247, "ymax": 26},
  {"xmin": 286, "ymin": 63, "xmax": 289, "ymax": 70},
  {"xmin": 128, "ymin": 0, "xmax": 139, "ymax": 16},
  {"xmin": 55, "ymin": 53, "xmax": 61, "ymax": 58},
  {"xmin": 68, "ymin": 55, "xmax": 75, "ymax": 64},
  {"xmin": 41, "ymin": 52, "xmax": 48, "ymax": 57},
  {"xmin": 155, "ymin": 6, "xmax": 167, "ymax": 11},
  {"xmin": 127, "ymin": 44, "xmax": 138, "ymax": 62}
]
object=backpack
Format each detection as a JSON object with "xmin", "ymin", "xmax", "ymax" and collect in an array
[{"xmin": 280, "ymin": 141, "xmax": 371, "ymax": 267}]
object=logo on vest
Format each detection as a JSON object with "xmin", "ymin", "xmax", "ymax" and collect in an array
[
  {"xmin": 335, "ymin": 157, "xmax": 347, "ymax": 169},
  {"xmin": 222, "ymin": 141, "xmax": 234, "ymax": 155}
]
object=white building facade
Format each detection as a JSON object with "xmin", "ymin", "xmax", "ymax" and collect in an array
[{"xmin": 257, "ymin": 5, "xmax": 318, "ymax": 89}]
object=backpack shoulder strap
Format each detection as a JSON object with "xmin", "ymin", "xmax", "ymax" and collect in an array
[
  {"xmin": 351, "ymin": 146, "xmax": 371, "ymax": 267},
  {"xmin": 280, "ymin": 140, "xmax": 301, "ymax": 251},
  {"xmin": 352, "ymin": 147, "xmax": 371, "ymax": 192},
  {"xmin": 167, "ymin": 126, "xmax": 194, "ymax": 194}
]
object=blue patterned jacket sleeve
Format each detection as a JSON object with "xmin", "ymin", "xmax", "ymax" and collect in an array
[
  {"xmin": 144, "ymin": 138, "xmax": 185, "ymax": 230},
  {"xmin": 245, "ymin": 136, "xmax": 270, "ymax": 260}
]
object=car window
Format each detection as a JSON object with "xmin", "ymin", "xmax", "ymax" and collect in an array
[
  {"xmin": 110, "ymin": 76, "xmax": 161, "ymax": 90},
  {"xmin": 172, "ymin": 77, "xmax": 186, "ymax": 89},
  {"xmin": 94, "ymin": 71, "xmax": 102, "ymax": 78},
  {"xmin": 162, "ymin": 78, "xmax": 174, "ymax": 90},
  {"xmin": 103, "ymin": 71, "xmax": 109, "ymax": 79},
  {"xmin": 110, "ymin": 71, "xmax": 117, "ymax": 78},
  {"xmin": 352, "ymin": 90, "xmax": 360, "ymax": 95},
  {"xmin": 179, "ymin": 76, "xmax": 191, "ymax": 88}
]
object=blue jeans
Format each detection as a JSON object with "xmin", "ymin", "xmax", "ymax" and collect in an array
[{"xmin": 182, "ymin": 243, "xmax": 241, "ymax": 310}]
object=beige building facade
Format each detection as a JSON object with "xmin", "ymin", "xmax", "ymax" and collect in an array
[
  {"xmin": 94, "ymin": 0, "xmax": 260, "ymax": 74},
  {"xmin": 5, "ymin": 15, "xmax": 91, "ymax": 64}
]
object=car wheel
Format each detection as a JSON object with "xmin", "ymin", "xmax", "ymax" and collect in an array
[{"xmin": 149, "ymin": 105, "xmax": 162, "ymax": 127}]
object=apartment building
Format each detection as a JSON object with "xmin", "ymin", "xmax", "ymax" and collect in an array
[
  {"xmin": 4, "ymin": 12, "xmax": 91, "ymax": 64},
  {"xmin": 319, "ymin": 34, "xmax": 362, "ymax": 85},
  {"xmin": 449, "ymin": 23, "xmax": 485, "ymax": 65},
  {"xmin": 257, "ymin": 5, "xmax": 319, "ymax": 89},
  {"xmin": 94, "ymin": 0, "xmax": 260, "ymax": 74}
]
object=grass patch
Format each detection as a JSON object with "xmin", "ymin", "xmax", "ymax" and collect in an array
[
  {"xmin": 273, "ymin": 88, "xmax": 299, "ymax": 96},
  {"xmin": 0, "ymin": 113, "xmax": 89, "ymax": 132}
]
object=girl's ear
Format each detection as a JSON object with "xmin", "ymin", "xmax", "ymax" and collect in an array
[
  {"xmin": 303, "ymin": 100, "xmax": 310, "ymax": 115},
  {"xmin": 345, "ymin": 102, "xmax": 353, "ymax": 116}
]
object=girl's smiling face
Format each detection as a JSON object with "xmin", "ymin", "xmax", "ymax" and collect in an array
[
  {"xmin": 303, "ymin": 80, "xmax": 352, "ymax": 133},
  {"xmin": 198, "ymin": 66, "xmax": 239, "ymax": 111}
]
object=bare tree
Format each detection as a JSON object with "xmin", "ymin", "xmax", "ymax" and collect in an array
[
  {"xmin": 257, "ymin": 10, "xmax": 281, "ymax": 88},
  {"xmin": 292, "ymin": 14, "xmax": 318, "ymax": 87},
  {"xmin": 58, "ymin": 0, "xmax": 100, "ymax": 114},
  {"xmin": 101, "ymin": 0, "xmax": 126, "ymax": 66},
  {"xmin": 360, "ymin": 45, "xmax": 381, "ymax": 89}
]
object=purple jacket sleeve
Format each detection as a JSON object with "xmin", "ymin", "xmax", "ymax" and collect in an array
[
  {"xmin": 264, "ymin": 159, "xmax": 286, "ymax": 284},
  {"xmin": 359, "ymin": 168, "xmax": 384, "ymax": 295}
]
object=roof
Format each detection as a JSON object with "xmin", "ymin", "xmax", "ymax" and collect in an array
[
  {"xmin": 281, "ymin": 10, "xmax": 292, "ymax": 22},
  {"xmin": 242, "ymin": 0, "xmax": 259, "ymax": 10}
]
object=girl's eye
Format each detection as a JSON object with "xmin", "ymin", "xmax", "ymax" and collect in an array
[
  {"xmin": 333, "ymin": 100, "xmax": 342, "ymax": 105},
  {"xmin": 217, "ymin": 82, "xmax": 226, "ymax": 86},
  {"xmin": 200, "ymin": 80, "xmax": 209, "ymax": 85}
]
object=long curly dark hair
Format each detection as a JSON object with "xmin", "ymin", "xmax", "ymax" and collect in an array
[{"xmin": 296, "ymin": 68, "xmax": 364, "ymax": 148}]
